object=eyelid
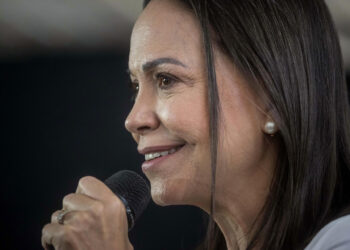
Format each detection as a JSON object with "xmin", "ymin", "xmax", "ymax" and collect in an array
[
  {"xmin": 155, "ymin": 72, "xmax": 179, "ymax": 81},
  {"xmin": 128, "ymin": 78, "xmax": 139, "ymax": 101},
  {"xmin": 155, "ymin": 72, "xmax": 179, "ymax": 89},
  {"xmin": 128, "ymin": 76, "xmax": 139, "ymax": 87}
]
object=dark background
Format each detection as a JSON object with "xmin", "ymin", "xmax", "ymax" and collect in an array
[
  {"xmin": 0, "ymin": 52, "xmax": 207, "ymax": 250},
  {"xmin": 1, "ymin": 52, "xmax": 349, "ymax": 250}
]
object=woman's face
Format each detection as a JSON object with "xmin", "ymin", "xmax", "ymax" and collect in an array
[{"xmin": 125, "ymin": 0, "xmax": 275, "ymax": 212}]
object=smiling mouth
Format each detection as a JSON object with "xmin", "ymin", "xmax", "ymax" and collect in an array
[{"xmin": 144, "ymin": 145, "xmax": 184, "ymax": 161}]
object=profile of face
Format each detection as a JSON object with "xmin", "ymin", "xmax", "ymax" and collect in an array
[{"xmin": 125, "ymin": 0, "xmax": 276, "ymax": 215}]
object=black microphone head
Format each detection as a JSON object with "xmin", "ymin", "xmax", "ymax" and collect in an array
[{"xmin": 104, "ymin": 170, "xmax": 150, "ymax": 229}]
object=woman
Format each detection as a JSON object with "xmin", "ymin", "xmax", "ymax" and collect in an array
[{"xmin": 42, "ymin": 0, "xmax": 350, "ymax": 249}]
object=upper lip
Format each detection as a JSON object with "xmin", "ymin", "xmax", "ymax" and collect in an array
[{"xmin": 138, "ymin": 144, "xmax": 185, "ymax": 155}]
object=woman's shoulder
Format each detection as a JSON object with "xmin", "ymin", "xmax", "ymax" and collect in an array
[{"xmin": 305, "ymin": 214, "xmax": 350, "ymax": 250}]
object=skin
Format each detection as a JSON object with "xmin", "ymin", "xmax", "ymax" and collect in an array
[
  {"xmin": 41, "ymin": 176, "xmax": 133, "ymax": 250},
  {"xmin": 41, "ymin": 0, "xmax": 277, "ymax": 249},
  {"xmin": 126, "ymin": 0, "xmax": 278, "ymax": 249}
]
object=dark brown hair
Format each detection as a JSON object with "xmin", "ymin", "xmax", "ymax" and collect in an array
[{"xmin": 142, "ymin": 0, "xmax": 350, "ymax": 249}]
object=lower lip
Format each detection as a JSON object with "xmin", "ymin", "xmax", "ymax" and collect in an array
[{"xmin": 141, "ymin": 146, "xmax": 185, "ymax": 172}]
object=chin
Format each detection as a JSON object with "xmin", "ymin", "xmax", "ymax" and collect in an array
[
  {"xmin": 150, "ymin": 182, "xmax": 168, "ymax": 206},
  {"xmin": 149, "ymin": 177, "xmax": 189, "ymax": 206},
  {"xmin": 148, "ymin": 176, "xmax": 211, "ymax": 209}
]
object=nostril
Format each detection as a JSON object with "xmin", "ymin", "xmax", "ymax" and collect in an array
[{"xmin": 137, "ymin": 125, "xmax": 151, "ymax": 132}]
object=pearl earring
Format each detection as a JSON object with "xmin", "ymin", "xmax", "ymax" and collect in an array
[{"xmin": 264, "ymin": 121, "xmax": 277, "ymax": 135}]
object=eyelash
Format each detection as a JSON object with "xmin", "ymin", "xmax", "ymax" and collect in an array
[
  {"xmin": 128, "ymin": 80, "xmax": 139, "ymax": 101},
  {"xmin": 155, "ymin": 73, "xmax": 178, "ymax": 90},
  {"xmin": 128, "ymin": 73, "xmax": 179, "ymax": 101}
]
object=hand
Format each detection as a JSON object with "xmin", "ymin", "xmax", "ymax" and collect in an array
[{"xmin": 41, "ymin": 176, "xmax": 133, "ymax": 250}]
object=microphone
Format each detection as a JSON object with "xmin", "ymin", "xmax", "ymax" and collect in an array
[
  {"xmin": 104, "ymin": 170, "xmax": 151, "ymax": 231},
  {"xmin": 47, "ymin": 171, "xmax": 150, "ymax": 250}
]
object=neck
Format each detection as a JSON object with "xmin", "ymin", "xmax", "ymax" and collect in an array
[
  {"xmin": 210, "ymin": 138, "xmax": 278, "ymax": 249},
  {"xmin": 211, "ymin": 162, "xmax": 273, "ymax": 250}
]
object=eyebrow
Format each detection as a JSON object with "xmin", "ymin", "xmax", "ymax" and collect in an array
[
  {"xmin": 142, "ymin": 57, "xmax": 187, "ymax": 72},
  {"xmin": 127, "ymin": 57, "xmax": 187, "ymax": 76}
]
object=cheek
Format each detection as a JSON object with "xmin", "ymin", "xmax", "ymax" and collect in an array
[
  {"xmin": 217, "ymin": 83, "xmax": 265, "ymax": 178},
  {"xmin": 219, "ymin": 127, "xmax": 264, "ymax": 174},
  {"xmin": 148, "ymin": 93, "xmax": 212, "ymax": 207},
  {"xmin": 157, "ymin": 92, "xmax": 209, "ymax": 144}
]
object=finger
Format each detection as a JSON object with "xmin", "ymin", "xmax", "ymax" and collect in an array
[
  {"xmin": 62, "ymin": 193, "xmax": 98, "ymax": 211},
  {"xmin": 52, "ymin": 210, "xmax": 91, "ymax": 228},
  {"xmin": 41, "ymin": 223, "xmax": 58, "ymax": 248},
  {"xmin": 51, "ymin": 210, "xmax": 76, "ymax": 224},
  {"xmin": 51, "ymin": 210, "xmax": 63, "ymax": 224},
  {"xmin": 76, "ymin": 176, "xmax": 115, "ymax": 202},
  {"xmin": 41, "ymin": 223, "xmax": 73, "ymax": 250}
]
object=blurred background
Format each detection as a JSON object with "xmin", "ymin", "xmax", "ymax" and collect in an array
[{"xmin": 1, "ymin": 0, "xmax": 349, "ymax": 249}]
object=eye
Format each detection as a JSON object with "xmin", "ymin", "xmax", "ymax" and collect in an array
[
  {"xmin": 156, "ymin": 73, "xmax": 178, "ymax": 90},
  {"xmin": 128, "ymin": 79, "xmax": 139, "ymax": 101}
]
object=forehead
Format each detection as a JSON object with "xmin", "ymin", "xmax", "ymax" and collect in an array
[{"xmin": 129, "ymin": 0, "xmax": 203, "ymax": 71}]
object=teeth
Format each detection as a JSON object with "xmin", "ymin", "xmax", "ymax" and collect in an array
[
  {"xmin": 160, "ymin": 151, "xmax": 169, "ymax": 156},
  {"xmin": 145, "ymin": 147, "xmax": 179, "ymax": 161}
]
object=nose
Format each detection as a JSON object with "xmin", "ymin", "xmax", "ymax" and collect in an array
[{"xmin": 125, "ymin": 93, "xmax": 160, "ymax": 136}]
